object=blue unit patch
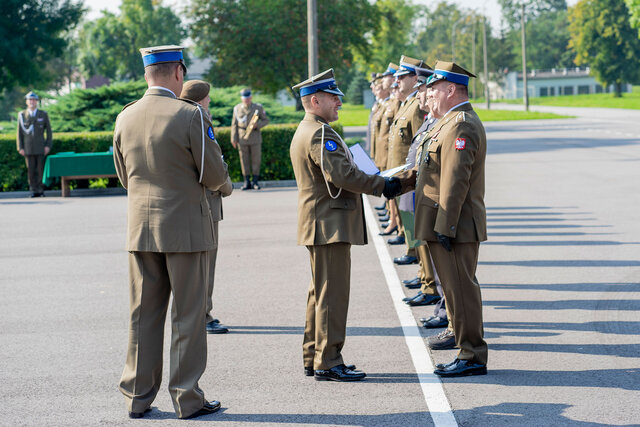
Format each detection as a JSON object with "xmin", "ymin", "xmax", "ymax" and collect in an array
[
  {"xmin": 207, "ymin": 126, "xmax": 215, "ymax": 141},
  {"xmin": 325, "ymin": 140, "xmax": 338, "ymax": 152}
]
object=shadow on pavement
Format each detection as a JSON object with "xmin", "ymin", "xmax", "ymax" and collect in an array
[
  {"xmin": 226, "ymin": 325, "xmax": 406, "ymax": 337},
  {"xmin": 484, "ymin": 299, "xmax": 640, "ymax": 311},
  {"xmin": 482, "ymin": 282, "xmax": 640, "ymax": 292},
  {"xmin": 485, "ymin": 321, "xmax": 640, "ymax": 335},
  {"xmin": 480, "ymin": 260, "xmax": 640, "ymax": 267},
  {"xmin": 488, "ymin": 343, "xmax": 640, "ymax": 359}
]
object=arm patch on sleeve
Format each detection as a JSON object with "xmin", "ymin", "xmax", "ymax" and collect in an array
[{"xmin": 324, "ymin": 140, "xmax": 338, "ymax": 152}]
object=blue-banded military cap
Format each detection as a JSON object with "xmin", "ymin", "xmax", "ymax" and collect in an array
[
  {"xmin": 382, "ymin": 62, "xmax": 399, "ymax": 77},
  {"xmin": 413, "ymin": 63, "xmax": 435, "ymax": 88},
  {"xmin": 240, "ymin": 88, "xmax": 252, "ymax": 98},
  {"xmin": 292, "ymin": 69, "xmax": 344, "ymax": 97},
  {"xmin": 25, "ymin": 91, "xmax": 39, "ymax": 100},
  {"xmin": 139, "ymin": 45, "xmax": 186, "ymax": 72},
  {"xmin": 426, "ymin": 61, "xmax": 476, "ymax": 87},
  {"xmin": 394, "ymin": 56, "xmax": 429, "ymax": 77}
]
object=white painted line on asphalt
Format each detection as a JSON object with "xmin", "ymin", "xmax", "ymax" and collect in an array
[{"xmin": 363, "ymin": 196, "xmax": 458, "ymax": 427}]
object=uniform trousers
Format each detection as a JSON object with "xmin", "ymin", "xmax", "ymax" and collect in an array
[
  {"xmin": 205, "ymin": 221, "xmax": 219, "ymax": 324},
  {"xmin": 416, "ymin": 244, "xmax": 438, "ymax": 296},
  {"xmin": 25, "ymin": 154, "xmax": 45, "ymax": 194},
  {"xmin": 303, "ymin": 242, "xmax": 351, "ymax": 370},
  {"xmin": 238, "ymin": 143, "xmax": 261, "ymax": 176},
  {"xmin": 119, "ymin": 251, "xmax": 208, "ymax": 418},
  {"xmin": 427, "ymin": 241, "xmax": 488, "ymax": 365}
]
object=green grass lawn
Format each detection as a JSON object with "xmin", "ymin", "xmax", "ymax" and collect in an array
[
  {"xmin": 337, "ymin": 102, "xmax": 571, "ymax": 126},
  {"xmin": 495, "ymin": 85, "xmax": 640, "ymax": 109}
]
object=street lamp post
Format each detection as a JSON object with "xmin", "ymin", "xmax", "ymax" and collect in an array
[
  {"xmin": 521, "ymin": 2, "xmax": 529, "ymax": 111},
  {"xmin": 307, "ymin": 0, "xmax": 318, "ymax": 78},
  {"xmin": 451, "ymin": 16, "xmax": 465, "ymax": 62}
]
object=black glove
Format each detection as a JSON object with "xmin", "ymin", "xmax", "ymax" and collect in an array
[
  {"xmin": 382, "ymin": 177, "xmax": 401, "ymax": 199},
  {"xmin": 435, "ymin": 232, "xmax": 452, "ymax": 252}
]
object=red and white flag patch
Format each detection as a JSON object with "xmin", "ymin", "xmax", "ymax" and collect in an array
[{"xmin": 455, "ymin": 138, "xmax": 466, "ymax": 150}]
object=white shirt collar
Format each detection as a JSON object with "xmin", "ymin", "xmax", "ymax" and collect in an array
[
  {"xmin": 147, "ymin": 86, "xmax": 176, "ymax": 98},
  {"xmin": 29, "ymin": 108, "xmax": 38, "ymax": 116},
  {"xmin": 444, "ymin": 100, "xmax": 470, "ymax": 117}
]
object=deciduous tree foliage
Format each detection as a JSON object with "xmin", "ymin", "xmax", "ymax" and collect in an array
[
  {"xmin": 188, "ymin": 0, "xmax": 375, "ymax": 101},
  {"xmin": 0, "ymin": 0, "xmax": 84, "ymax": 92},
  {"xmin": 77, "ymin": 0, "xmax": 186, "ymax": 81},
  {"xmin": 624, "ymin": 0, "xmax": 640, "ymax": 37},
  {"xmin": 568, "ymin": 0, "xmax": 640, "ymax": 96}
]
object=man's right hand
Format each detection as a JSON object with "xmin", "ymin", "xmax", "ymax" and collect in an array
[
  {"xmin": 231, "ymin": 141, "xmax": 238, "ymax": 149},
  {"xmin": 383, "ymin": 177, "xmax": 402, "ymax": 199},
  {"xmin": 18, "ymin": 149, "xmax": 25, "ymax": 156}
]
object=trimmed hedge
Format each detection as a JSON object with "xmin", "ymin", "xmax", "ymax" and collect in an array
[{"xmin": 0, "ymin": 123, "xmax": 343, "ymax": 191}]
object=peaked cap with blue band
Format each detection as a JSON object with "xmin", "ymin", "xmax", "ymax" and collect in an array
[
  {"xmin": 413, "ymin": 63, "xmax": 435, "ymax": 88},
  {"xmin": 139, "ymin": 45, "xmax": 187, "ymax": 73},
  {"xmin": 394, "ymin": 56, "xmax": 429, "ymax": 77},
  {"xmin": 292, "ymin": 68, "xmax": 345, "ymax": 97},
  {"xmin": 382, "ymin": 62, "xmax": 399, "ymax": 77},
  {"xmin": 425, "ymin": 61, "xmax": 476, "ymax": 88},
  {"xmin": 25, "ymin": 91, "xmax": 39, "ymax": 100}
]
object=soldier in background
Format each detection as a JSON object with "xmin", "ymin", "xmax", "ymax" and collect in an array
[
  {"xmin": 180, "ymin": 80, "xmax": 234, "ymax": 335},
  {"xmin": 231, "ymin": 88, "xmax": 269, "ymax": 190},
  {"xmin": 16, "ymin": 91, "xmax": 52, "ymax": 197},
  {"xmin": 114, "ymin": 45, "xmax": 229, "ymax": 419}
]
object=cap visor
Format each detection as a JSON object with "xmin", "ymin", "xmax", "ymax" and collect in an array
[
  {"xmin": 394, "ymin": 69, "xmax": 412, "ymax": 77},
  {"xmin": 323, "ymin": 88, "xmax": 345, "ymax": 96},
  {"xmin": 413, "ymin": 81, "xmax": 425, "ymax": 89}
]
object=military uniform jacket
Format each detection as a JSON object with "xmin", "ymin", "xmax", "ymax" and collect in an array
[
  {"xmin": 231, "ymin": 102, "xmax": 269, "ymax": 146},
  {"xmin": 290, "ymin": 113, "xmax": 386, "ymax": 246},
  {"xmin": 387, "ymin": 94, "xmax": 427, "ymax": 169},
  {"xmin": 414, "ymin": 103, "xmax": 487, "ymax": 243},
  {"xmin": 113, "ymin": 88, "xmax": 229, "ymax": 253},
  {"xmin": 374, "ymin": 97, "xmax": 400, "ymax": 171},
  {"xmin": 369, "ymin": 100, "xmax": 384, "ymax": 159},
  {"xmin": 206, "ymin": 177, "xmax": 233, "ymax": 222},
  {"xmin": 16, "ymin": 109, "xmax": 52, "ymax": 155}
]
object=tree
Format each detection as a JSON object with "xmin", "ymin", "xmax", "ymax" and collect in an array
[
  {"xmin": 0, "ymin": 0, "xmax": 85, "ymax": 92},
  {"xmin": 568, "ymin": 0, "xmax": 640, "ymax": 96},
  {"xmin": 188, "ymin": 0, "xmax": 375, "ymax": 105},
  {"xmin": 625, "ymin": 0, "xmax": 640, "ymax": 37},
  {"xmin": 498, "ymin": 0, "xmax": 568, "ymax": 29},
  {"xmin": 77, "ymin": 0, "xmax": 186, "ymax": 81}
]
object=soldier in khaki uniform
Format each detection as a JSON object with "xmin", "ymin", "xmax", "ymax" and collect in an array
[
  {"xmin": 16, "ymin": 91, "xmax": 52, "ymax": 197},
  {"xmin": 113, "ymin": 46, "xmax": 229, "ymax": 419},
  {"xmin": 290, "ymin": 69, "xmax": 399, "ymax": 382},
  {"xmin": 231, "ymin": 88, "xmax": 269, "ymax": 190},
  {"xmin": 387, "ymin": 56, "xmax": 430, "ymax": 262},
  {"xmin": 399, "ymin": 61, "xmax": 488, "ymax": 377},
  {"xmin": 180, "ymin": 79, "xmax": 234, "ymax": 335}
]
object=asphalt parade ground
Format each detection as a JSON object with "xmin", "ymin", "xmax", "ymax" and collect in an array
[{"xmin": 1, "ymin": 107, "xmax": 639, "ymax": 426}]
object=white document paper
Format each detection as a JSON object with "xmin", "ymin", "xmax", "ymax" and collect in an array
[
  {"xmin": 349, "ymin": 143, "xmax": 380, "ymax": 175},
  {"xmin": 380, "ymin": 164, "xmax": 409, "ymax": 178}
]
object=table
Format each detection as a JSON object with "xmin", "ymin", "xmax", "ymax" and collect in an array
[{"xmin": 43, "ymin": 151, "xmax": 117, "ymax": 197}]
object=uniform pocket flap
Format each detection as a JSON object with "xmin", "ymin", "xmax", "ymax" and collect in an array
[
  {"xmin": 420, "ymin": 194, "xmax": 440, "ymax": 208},
  {"xmin": 427, "ymin": 139, "xmax": 442, "ymax": 152},
  {"xmin": 329, "ymin": 198, "xmax": 356, "ymax": 210}
]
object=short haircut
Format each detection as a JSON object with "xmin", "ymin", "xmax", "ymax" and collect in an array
[
  {"xmin": 145, "ymin": 62, "xmax": 181, "ymax": 80},
  {"xmin": 454, "ymin": 83, "xmax": 469, "ymax": 97},
  {"xmin": 301, "ymin": 95, "xmax": 313, "ymax": 110}
]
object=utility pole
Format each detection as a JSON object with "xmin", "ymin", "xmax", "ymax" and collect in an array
[
  {"xmin": 307, "ymin": 0, "xmax": 318, "ymax": 77},
  {"xmin": 521, "ymin": 2, "xmax": 529, "ymax": 111},
  {"xmin": 472, "ymin": 16, "xmax": 477, "ymax": 100},
  {"xmin": 482, "ymin": 15, "xmax": 490, "ymax": 109}
]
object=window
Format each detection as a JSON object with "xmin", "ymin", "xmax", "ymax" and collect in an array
[
  {"xmin": 578, "ymin": 85, "xmax": 590, "ymax": 95},
  {"xmin": 564, "ymin": 86, "xmax": 574, "ymax": 95}
]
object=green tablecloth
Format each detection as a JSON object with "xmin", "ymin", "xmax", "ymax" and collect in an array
[{"xmin": 43, "ymin": 151, "xmax": 116, "ymax": 185}]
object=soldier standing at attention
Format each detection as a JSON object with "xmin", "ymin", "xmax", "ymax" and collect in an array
[
  {"xmin": 399, "ymin": 61, "xmax": 488, "ymax": 377},
  {"xmin": 180, "ymin": 79, "xmax": 234, "ymax": 335},
  {"xmin": 290, "ymin": 69, "xmax": 400, "ymax": 382},
  {"xmin": 231, "ymin": 88, "xmax": 269, "ymax": 190},
  {"xmin": 16, "ymin": 91, "xmax": 52, "ymax": 197},
  {"xmin": 113, "ymin": 45, "xmax": 229, "ymax": 419}
]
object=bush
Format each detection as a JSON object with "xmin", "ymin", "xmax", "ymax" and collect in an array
[{"xmin": 0, "ymin": 123, "xmax": 343, "ymax": 191}]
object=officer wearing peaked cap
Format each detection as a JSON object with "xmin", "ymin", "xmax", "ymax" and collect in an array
[
  {"xmin": 114, "ymin": 45, "xmax": 229, "ymax": 419},
  {"xmin": 289, "ymin": 69, "xmax": 400, "ymax": 382},
  {"xmin": 397, "ymin": 61, "xmax": 488, "ymax": 377},
  {"xmin": 17, "ymin": 91, "xmax": 52, "ymax": 197}
]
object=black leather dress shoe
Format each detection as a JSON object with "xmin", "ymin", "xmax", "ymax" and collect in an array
[
  {"xmin": 378, "ymin": 215, "xmax": 389, "ymax": 222},
  {"xmin": 402, "ymin": 291, "xmax": 421, "ymax": 302},
  {"xmin": 314, "ymin": 364, "xmax": 366, "ymax": 382},
  {"xmin": 407, "ymin": 293, "xmax": 440, "ymax": 306},
  {"xmin": 428, "ymin": 329, "xmax": 456, "ymax": 350},
  {"xmin": 375, "ymin": 202, "xmax": 386, "ymax": 210},
  {"xmin": 380, "ymin": 222, "xmax": 389, "ymax": 228},
  {"xmin": 402, "ymin": 276, "xmax": 420, "ymax": 285},
  {"xmin": 421, "ymin": 316, "xmax": 448, "ymax": 329},
  {"xmin": 206, "ymin": 321, "xmax": 229, "ymax": 334},
  {"xmin": 377, "ymin": 210, "xmax": 388, "ymax": 216},
  {"xmin": 435, "ymin": 359, "xmax": 458, "ymax": 370},
  {"xmin": 434, "ymin": 359, "xmax": 487, "ymax": 377},
  {"xmin": 388, "ymin": 235, "xmax": 406, "ymax": 245},
  {"xmin": 184, "ymin": 400, "xmax": 222, "ymax": 419},
  {"xmin": 305, "ymin": 364, "xmax": 355, "ymax": 376},
  {"xmin": 393, "ymin": 254, "xmax": 417, "ymax": 264},
  {"xmin": 378, "ymin": 226, "xmax": 398, "ymax": 236},
  {"xmin": 128, "ymin": 408, "xmax": 151, "ymax": 419}
]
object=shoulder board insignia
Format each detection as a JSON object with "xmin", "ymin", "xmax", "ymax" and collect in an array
[
  {"xmin": 456, "ymin": 111, "xmax": 466, "ymax": 122},
  {"xmin": 324, "ymin": 140, "xmax": 338, "ymax": 152}
]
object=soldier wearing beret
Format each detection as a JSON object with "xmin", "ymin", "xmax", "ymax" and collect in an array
[
  {"xmin": 398, "ymin": 61, "xmax": 488, "ymax": 377},
  {"xmin": 180, "ymin": 79, "xmax": 234, "ymax": 335},
  {"xmin": 231, "ymin": 88, "xmax": 269, "ymax": 190},
  {"xmin": 16, "ymin": 91, "xmax": 52, "ymax": 197},
  {"xmin": 290, "ymin": 69, "xmax": 400, "ymax": 382},
  {"xmin": 114, "ymin": 45, "xmax": 229, "ymax": 418}
]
